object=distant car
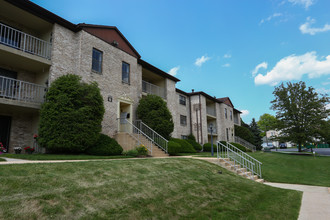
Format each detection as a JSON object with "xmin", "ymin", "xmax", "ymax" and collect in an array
[
  {"xmin": 279, "ymin": 143, "xmax": 287, "ymax": 149},
  {"xmin": 262, "ymin": 143, "xmax": 274, "ymax": 150}
]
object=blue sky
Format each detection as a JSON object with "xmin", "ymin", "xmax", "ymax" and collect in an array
[{"xmin": 31, "ymin": 0, "xmax": 330, "ymax": 123}]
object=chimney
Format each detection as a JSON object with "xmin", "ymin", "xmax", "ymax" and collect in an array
[{"xmin": 192, "ymin": 89, "xmax": 194, "ymax": 93}]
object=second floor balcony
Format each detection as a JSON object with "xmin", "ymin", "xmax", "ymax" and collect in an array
[
  {"xmin": 142, "ymin": 80, "xmax": 166, "ymax": 99},
  {"xmin": 206, "ymin": 106, "xmax": 216, "ymax": 117},
  {"xmin": 0, "ymin": 75, "xmax": 47, "ymax": 108},
  {"xmin": 0, "ymin": 23, "xmax": 52, "ymax": 60}
]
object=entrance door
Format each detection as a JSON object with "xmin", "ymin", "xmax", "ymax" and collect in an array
[
  {"xmin": 118, "ymin": 102, "xmax": 132, "ymax": 133},
  {"xmin": 0, "ymin": 115, "xmax": 11, "ymax": 151}
]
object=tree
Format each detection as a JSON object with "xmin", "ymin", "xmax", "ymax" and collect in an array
[
  {"xmin": 38, "ymin": 74, "xmax": 105, "ymax": 153},
  {"xmin": 250, "ymin": 118, "xmax": 263, "ymax": 150},
  {"xmin": 257, "ymin": 113, "xmax": 278, "ymax": 145},
  {"xmin": 271, "ymin": 81, "xmax": 329, "ymax": 152},
  {"xmin": 136, "ymin": 94, "xmax": 174, "ymax": 140},
  {"xmin": 234, "ymin": 124, "xmax": 255, "ymax": 144}
]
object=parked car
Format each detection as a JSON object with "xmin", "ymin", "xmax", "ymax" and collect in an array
[
  {"xmin": 262, "ymin": 143, "xmax": 274, "ymax": 150},
  {"xmin": 279, "ymin": 143, "xmax": 287, "ymax": 149}
]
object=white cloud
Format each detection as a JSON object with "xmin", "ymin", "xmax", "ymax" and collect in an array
[
  {"xmin": 240, "ymin": 110, "xmax": 250, "ymax": 117},
  {"xmin": 195, "ymin": 55, "xmax": 210, "ymax": 67},
  {"xmin": 288, "ymin": 0, "xmax": 315, "ymax": 9},
  {"xmin": 260, "ymin": 13, "xmax": 282, "ymax": 25},
  {"xmin": 300, "ymin": 17, "xmax": 330, "ymax": 35},
  {"xmin": 223, "ymin": 54, "xmax": 231, "ymax": 58},
  {"xmin": 252, "ymin": 62, "xmax": 268, "ymax": 77},
  {"xmin": 168, "ymin": 66, "xmax": 180, "ymax": 76},
  {"xmin": 254, "ymin": 52, "xmax": 330, "ymax": 86},
  {"xmin": 222, "ymin": 63, "xmax": 231, "ymax": 67}
]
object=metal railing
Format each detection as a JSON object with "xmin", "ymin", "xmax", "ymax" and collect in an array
[
  {"xmin": 235, "ymin": 136, "xmax": 257, "ymax": 152},
  {"xmin": 206, "ymin": 106, "xmax": 216, "ymax": 116},
  {"xmin": 134, "ymin": 120, "xmax": 168, "ymax": 153},
  {"xmin": 142, "ymin": 80, "xmax": 166, "ymax": 99},
  {"xmin": 0, "ymin": 23, "xmax": 52, "ymax": 59},
  {"xmin": 118, "ymin": 118, "xmax": 153, "ymax": 154},
  {"xmin": 217, "ymin": 141, "xmax": 262, "ymax": 179},
  {"xmin": 0, "ymin": 76, "xmax": 47, "ymax": 104}
]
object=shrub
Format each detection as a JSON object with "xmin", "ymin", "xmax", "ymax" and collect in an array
[
  {"xmin": 170, "ymin": 138, "xmax": 196, "ymax": 153},
  {"xmin": 187, "ymin": 134, "xmax": 196, "ymax": 141},
  {"xmin": 38, "ymin": 74, "xmax": 105, "ymax": 153},
  {"xmin": 136, "ymin": 94, "xmax": 174, "ymax": 140},
  {"xmin": 168, "ymin": 141, "xmax": 181, "ymax": 155},
  {"xmin": 203, "ymin": 143, "xmax": 217, "ymax": 152},
  {"xmin": 87, "ymin": 134, "xmax": 123, "ymax": 156},
  {"xmin": 187, "ymin": 139, "xmax": 202, "ymax": 151},
  {"xmin": 234, "ymin": 125, "xmax": 255, "ymax": 145},
  {"xmin": 229, "ymin": 142, "xmax": 251, "ymax": 152},
  {"xmin": 136, "ymin": 145, "xmax": 148, "ymax": 156},
  {"xmin": 123, "ymin": 149, "xmax": 139, "ymax": 157}
]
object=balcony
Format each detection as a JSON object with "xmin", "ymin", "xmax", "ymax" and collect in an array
[
  {"xmin": 206, "ymin": 106, "xmax": 216, "ymax": 117},
  {"xmin": 142, "ymin": 80, "xmax": 166, "ymax": 99},
  {"xmin": 0, "ymin": 76, "xmax": 47, "ymax": 108},
  {"xmin": 0, "ymin": 23, "xmax": 52, "ymax": 60}
]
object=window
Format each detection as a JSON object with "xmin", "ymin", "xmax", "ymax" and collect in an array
[
  {"xmin": 92, "ymin": 48, "xmax": 103, "ymax": 73},
  {"xmin": 226, "ymin": 128, "xmax": 229, "ymax": 141},
  {"xmin": 122, "ymin": 62, "xmax": 130, "ymax": 84},
  {"xmin": 225, "ymin": 108, "xmax": 227, "ymax": 119},
  {"xmin": 181, "ymin": 135, "xmax": 188, "ymax": 140},
  {"xmin": 180, "ymin": 115, "xmax": 187, "ymax": 126},
  {"xmin": 179, "ymin": 95, "xmax": 186, "ymax": 105},
  {"xmin": 230, "ymin": 110, "xmax": 233, "ymax": 121}
]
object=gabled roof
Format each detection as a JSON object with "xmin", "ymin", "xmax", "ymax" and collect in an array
[
  {"xmin": 77, "ymin": 23, "xmax": 141, "ymax": 58},
  {"xmin": 138, "ymin": 59, "xmax": 180, "ymax": 82},
  {"xmin": 218, "ymin": 97, "xmax": 234, "ymax": 108},
  {"xmin": 176, "ymin": 88, "xmax": 189, "ymax": 96}
]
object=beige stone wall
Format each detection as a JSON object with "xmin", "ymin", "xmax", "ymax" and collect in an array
[
  {"xmin": 49, "ymin": 24, "xmax": 142, "ymax": 138},
  {"xmin": 218, "ymin": 103, "xmax": 235, "ymax": 142},
  {"xmin": 172, "ymin": 92, "xmax": 191, "ymax": 139}
]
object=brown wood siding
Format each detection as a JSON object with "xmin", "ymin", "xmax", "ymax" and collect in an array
[{"xmin": 83, "ymin": 27, "xmax": 138, "ymax": 58}]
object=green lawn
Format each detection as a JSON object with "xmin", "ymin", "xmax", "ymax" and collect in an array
[
  {"xmin": 0, "ymin": 158, "xmax": 301, "ymax": 219},
  {"xmin": 0, "ymin": 154, "xmax": 133, "ymax": 160},
  {"xmin": 249, "ymin": 152, "xmax": 330, "ymax": 187}
]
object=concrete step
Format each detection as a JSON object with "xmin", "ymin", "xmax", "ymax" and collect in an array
[
  {"xmin": 236, "ymin": 168, "xmax": 247, "ymax": 174},
  {"xmin": 255, "ymin": 179, "xmax": 264, "ymax": 183}
]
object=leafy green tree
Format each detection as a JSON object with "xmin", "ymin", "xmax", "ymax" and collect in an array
[
  {"xmin": 250, "ymin": 118, "xmax": 263, "ymax": 150},
  {"xmin": 257, "ymin": 113, "xmax": 278, "ymax": 145},
  {"xmin": 38, "ymin": 74, "xmax": 105, "ymax": 153},
  {"xmin": 234, "ymin": 125, "xmax": 255, "ymax": 144},
  {"xmin": 136, "ymin": 94, "xmax": 174, "ymax": 140},
  {"xmin": 271, "ymin": 81, "xmax": 329, "ymax": 152}
]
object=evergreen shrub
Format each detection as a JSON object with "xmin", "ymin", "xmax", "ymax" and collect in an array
[
  {"xmin": 170, "ymin": 138, "xmax": 196, "ymax": 153},
  {"xmin": 87, "ymin": 134, "xmax": 123, "ymax": 156}
]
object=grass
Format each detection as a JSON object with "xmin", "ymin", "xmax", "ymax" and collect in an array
[
  {"xmin": 0, "ymin": 157, "xmax": 6, "ymax": 162},
  {"xmin": 248, "ymin": 152, "xmax": 330, "ymax": 187},
  {"xmin": 0, "ymin": 154, "xmax": 133, "ymax": 160},
  {"xmin": 0, "ymin": 158, "xmax": 301, "ymax": 219}
]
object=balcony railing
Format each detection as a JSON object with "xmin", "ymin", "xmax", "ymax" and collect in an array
[
  {"xmin": 0, "ymin": 23, "xmax": 52, "ymax": 60},
  {"xmin": 142, "ymin": 80, "xmax": 166, "ymax": 99},
  {"xmin": 206, "ymin": 106, "xmax": 216, "ymax": 116},
  {"xmin": 0, "ymin": 76, "xmax": 47, "ymax": 104}
]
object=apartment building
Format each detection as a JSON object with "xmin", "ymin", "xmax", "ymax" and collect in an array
[
  {"xmin": 175, "ymin": 89, "xmax": 241, "ymax": 145},
  {"xmin": 0, "ymin": 0, "xmax": 241, "ymax": 153}
]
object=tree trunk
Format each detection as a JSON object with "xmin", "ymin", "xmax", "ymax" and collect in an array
[{"xmin": 298, "ymin": 143, "xmax": 302, "ymax": 152}]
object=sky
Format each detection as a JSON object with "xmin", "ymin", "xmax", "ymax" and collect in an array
[{"xmin": 31, "ymin": 0, "xmax": 330, "ymax": 123}]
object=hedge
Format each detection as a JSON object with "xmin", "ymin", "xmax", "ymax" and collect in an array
[
  {"xmin": 87, "ymin": 134, "xmax": 123, "ymax": 156},
  {"xmin": 170, "ymin": 138, "xmax": 196, "ymax": 153}
]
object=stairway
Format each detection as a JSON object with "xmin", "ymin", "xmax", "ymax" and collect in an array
[
  {"xmin": 115, "ymin": 132, "xmax": 168, "ymax": 157},
  {"xmin": 217, "ymin": 141, "xmax": 263, "ymax": 183},
  {"xmin": 218, "ymin": 157, "xmax": 264, "ymax": 183}
]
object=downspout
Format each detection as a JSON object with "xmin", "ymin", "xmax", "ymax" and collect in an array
[
  {"xmin": 189, "ymin": 95, "xmax": 192, "ymax": 136},
  {"xmin": 199, "ymin": 94, "xmax": 203, "ymax": 144}
]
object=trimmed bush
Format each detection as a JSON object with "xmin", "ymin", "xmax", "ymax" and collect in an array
[
  {"xmin": 168, "ymin": 141, "xmax": 181, "ymax": 155},
  {"xmin": 123, "ymin": 149, "xmax": 139, "ymax": 157},
  {"xmin": 170, "ymin": 138, "xmax": 196, "ymax": 153},
  {"xmin": 187, "ymin": 139, "xmax": 202, "ymax": 151},
  {"xmin": 203, "ymin": 143, "xmax": 217, "ymax": 152},
  {"xmin": 87, "ymin": 134, "xmax": 123, "ymax": 156},
  {"xmin": 229, "ymin": 142, "xmax": 252, "ymax": 152},
  {"xmin": 39, "ymin": 74, "xmax": 105, "ymax": 153},
  {"xmin": 136, "ymin": 94, "xmax": 174, "ymax": 140}
]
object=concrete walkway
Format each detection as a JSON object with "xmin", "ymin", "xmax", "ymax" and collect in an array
[{"xmin": 265, "ymin": 182, "xmax": 330, "ymax": 220}]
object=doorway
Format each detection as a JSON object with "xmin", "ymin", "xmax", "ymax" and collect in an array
[
  {"xmin": 118, "ymin": 101, "xmax": 132, "ymax": 133},
  {"xmin": 0, "ymin": 115, "xmax": 11, "ymax": 152}
]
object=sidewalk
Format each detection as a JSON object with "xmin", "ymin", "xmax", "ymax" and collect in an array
[{"xmin": 265, "ymin": 182, "xmax": 330, "ymax": 220}]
